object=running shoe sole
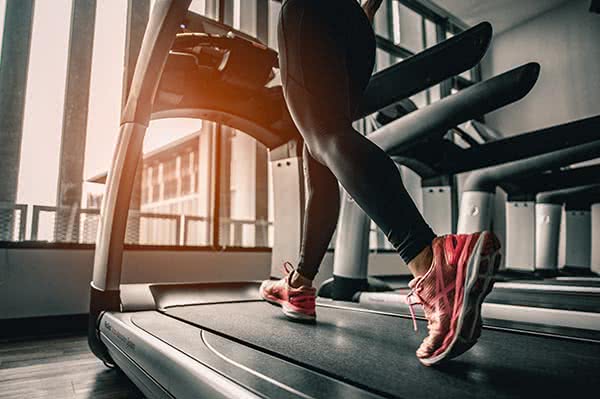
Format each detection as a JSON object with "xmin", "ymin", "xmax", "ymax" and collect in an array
[
  {"xmin": 420, "ymin": 231, "xmax": 501, "ymax": 366},
  {"xmin": 447, "ymin": 234, "xmax": 502, "ymax": 360}
]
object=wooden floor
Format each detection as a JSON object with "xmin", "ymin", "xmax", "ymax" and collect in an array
[{"xmin": 0, "ymin": 334, "xmax": 145, "ymax": 399}]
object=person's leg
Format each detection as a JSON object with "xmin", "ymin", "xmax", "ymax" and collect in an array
[
  {"xmin": 260, "ymin": 144, "xmax": 339, "ymax": 317},
  {"xmin": 279, "ymin": 0, "xmax": 435, "ymax": 271},
  {"xmin": 270, "ymin": 0, "xmax": 502, "ymax": 365},
  {"xmin": 292, "ymin": 144, "xmax": 340, "ymax": 286}
]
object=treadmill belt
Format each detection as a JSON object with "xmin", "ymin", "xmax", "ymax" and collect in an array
[{"xmin": 162, "ymin": 301, "xmax": 600, "ymax": 398}]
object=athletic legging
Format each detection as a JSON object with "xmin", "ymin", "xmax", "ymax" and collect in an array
[{"xmin": 278, "ymin": 0, "xmax": 436, "ymax": 280}]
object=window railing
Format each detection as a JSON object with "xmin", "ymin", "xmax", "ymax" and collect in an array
[
  {"xmin": 0, "ymin": 203, "xmax": 28, "ymax": 241},
  {"xmin": 13, "ymin": 205, "xmax": 272, "ymax": 248}
]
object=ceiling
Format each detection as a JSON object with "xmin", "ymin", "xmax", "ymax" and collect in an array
[{"xmin": 429, "ymin": 0, "xmax": 573, "ymax": 33}]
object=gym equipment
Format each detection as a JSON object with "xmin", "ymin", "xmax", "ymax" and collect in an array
[
  {"xmin": 328, "ymin": 140, "xmax": 600, "ymax": 332},
  {"xmin": 89, "ymin": 2, "xmax": 600, "ymax": 398},
  {"xmin": 328, "ymin": 108, "xmax": 600, "ymax": 300},
  {"xmin": 332, "ymin": 63, "xmax": 541, "ymax": 297},
  {"xmin": 516, "ymin": 182, "xmax": 600, "ymax": 274},
  {"xmin": 501, "ymin": 166, "xmax": 600, "ymax": 272},
  {"xmin": 327, "ymin": 130, "xmax": 600, "ymax": 331}
]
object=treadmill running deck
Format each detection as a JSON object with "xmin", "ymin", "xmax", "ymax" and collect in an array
[{"xmin": 131, "ymin": 300, "xmax": 600, "ymax": 398}]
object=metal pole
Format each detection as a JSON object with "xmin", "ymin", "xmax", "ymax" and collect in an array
[
  {"xmin": 255, "ymin": 0, "xmax": 269, "ymax": 246},
  {"xmin": 123, "ymin": 0, "xmax": 150, "ymax": 245},
  {"xmin": 210, "ymin": 0, "xmax": 234, "ymax": 247},
  {"xmin": 0, "ymin": 0, "xmax": 34, "ymax": 241},
  {"xmin": 55, "ymin": 0, "xmax": 97, "ymax": 243}
]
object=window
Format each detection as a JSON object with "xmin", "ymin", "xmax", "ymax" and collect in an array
[
  {"xmin": 392, "ymin": 4, "xmax": 423, "ymax": 52},
  {"xmin": 218, "ymin": 127, "xmax": 271, "ymax": 248},
  {"xmin": 0, "ymin": 0, "xmax": 475, "ymax": 250}
]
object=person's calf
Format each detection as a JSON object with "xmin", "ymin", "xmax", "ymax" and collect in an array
[{"xmin": 407, "ymin": 245, "xmax": 433, "ymax": 277}]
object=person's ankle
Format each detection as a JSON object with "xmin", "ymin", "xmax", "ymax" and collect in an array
[
  {"xmin": 408, "ymin": 245, "xmax": 433, "ymax": 277},
  {"xmin": 289, "ymin": 270, "xmax": 313, "ymax": 289}
]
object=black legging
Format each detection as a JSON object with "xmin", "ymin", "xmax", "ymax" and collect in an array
[{"xmin": 278, "ymin": 0, "xmax": 435, "ymax": 280}]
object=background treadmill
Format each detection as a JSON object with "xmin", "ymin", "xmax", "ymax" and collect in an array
[{"xmin": 321, "ymin": 99, "xmax": 600, "ymax": 337}]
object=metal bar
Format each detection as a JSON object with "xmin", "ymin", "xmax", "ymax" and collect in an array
[
  {"xmin": 183, "ymin": 215, "xmax": 210, "ymax": 221},
  {"xmin": 233, "ymin": 222, "xmax": 242, "ymax": 246},
  {"xmin": 79, "ymin": 208, "xmax": 101, "ymax": 215},
  {"xmin": 256, "ymin": 0, "xmax": 269, "ymax": 43},
  {"xmin": 503, "ymin": 165, "xmax": 600, "ymax": 199},
  {"xmin": 15, "ymin": 204, "xmax": 28, "ymax": 241},
  {"xmin": 421, "ymin": 16, "xmax": 431, "ymax": 105},
  {"xmin": 435, "ymin": 23, "xmax": 452, "ymax": 99},
  {"xmin": 369, "ymin": 63, "xmax": 539, "ymax": 156},
  {"xmin": 123, "ymin": 0, "xmax": 151, "ymax": 246},
  {"xmin": 211, "ymin": 124, "xmax": 223, "ymax": 248},
  {"xmin": 92, "ymin": 0, "xmax": 193, "ymax": 291},
  {"xmin": 464, "ymin": 139, "xmax": 600, "ymax": 193},
  {"xmin": 359, "ymin": 22, "xmax": 491, "ymax": 119},
  {"xmin": 0, "ymin": 0, "xmax": 34, "ymax": 241},
  {"xmin": 181, "ymin": 214, "xmax": 188, "ymax": 245},
  {"xmin": 122, "ymin": 0, "xmax": 151, "ymax": 108},
  {"xmin": 175, "ymin": 214, "xmax": 182, "ymax": 245},
  {"xmin": 139, "ymin": 212, "xmax": 180, "ymax": 220},
  {"xmin": 55, "ymin": 0, "xmax": 97, "ymax": 243},
  {"xmin": 375, "ymin": 35, "xmax": 414, "ymax": 59},
  {"xmin": 208, "ymin": 0, "xmax": 232, "ymax": 248},
  {"xmin": 30, "ymin": 206, "xmax": 41, "ymax": 241},
  {"xmin": 454, "ymin": 75, "xmax": 475, "ymax": 90},
  {"xmin": 394, "ymin": 0, "xmax": 469, "ymax": 31}
]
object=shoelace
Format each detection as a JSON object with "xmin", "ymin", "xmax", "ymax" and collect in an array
[
  {"xmin": 405, "ymin": 258, "xmax": 457, "ymax": 333},
  {"xmin": 405, "ymin": 287, "xmax": 423, "ymax": 332}
]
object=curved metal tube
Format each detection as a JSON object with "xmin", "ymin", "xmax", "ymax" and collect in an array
[
  {"xmin": 464, "ymin": 140, "xmax": 600, "ymax": 192},
  {"xmin": 93, "ymin": 0, "xmax": 192, "ymax": 292}
]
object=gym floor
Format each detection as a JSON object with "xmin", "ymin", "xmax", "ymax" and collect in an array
[{"xmin": 0, "ymin": 335, "xmax": 143, "ymax": 399}]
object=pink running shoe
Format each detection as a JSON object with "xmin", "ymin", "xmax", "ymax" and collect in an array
[
  {"xmin": 406, "ymin": 231, "xmax": 501, "ymax": 366},
  {"xmin": 259, "ymin": 262, "xmax": 317, "ymax": 322}
]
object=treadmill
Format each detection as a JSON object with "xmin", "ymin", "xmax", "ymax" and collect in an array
[
  {"xmin": 88, "ymin": 2, "xmax": 600, "ymax": 398},
  {"xmin": 500, "ymin": 166, "xmax": 600, "ymax": 277},
  {"xmin": 337, "ymin": 122, "xmax": 600, "ymax": 324},
  {"xmin": 478, "ymin": 183, "xmax": 600, "ymax": 316},
  {"xmin": 321, "ymin": 79, "xmax": 600, "ymax": 324}
]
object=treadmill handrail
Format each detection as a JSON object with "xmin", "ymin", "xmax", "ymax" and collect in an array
[
  {"xmin": 357, "ymin": 22, "xmax": 492, "ymax": 119},
  {"xmin": 502, "ymin": 164, "xmax": 600, "ymax": 197},
  {"xmin": 382, "ymin": 114, "xmax": 600, "ymax": 181},
  {"xmin": 464, "ymin": 140, "xmax": 600, "ymax": 192},
  {"xmin": 368, "ymin": 63, "xmax": 540, "ymax": 154},
  {"xmin": 449, "ymin": 115, "xmax": 600, "ymax": 174},
  {"xmin": 537, "ymin": 184, "xmax": 600, "ymax": 206},
  {"xmin": 90, "ymin": 0, "xmax": 192, "ymax": 365}
]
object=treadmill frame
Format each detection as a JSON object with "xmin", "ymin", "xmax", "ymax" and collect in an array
[{"xmin": 89, "ymin": 0, "xmax": 496, "ymax": 364}]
